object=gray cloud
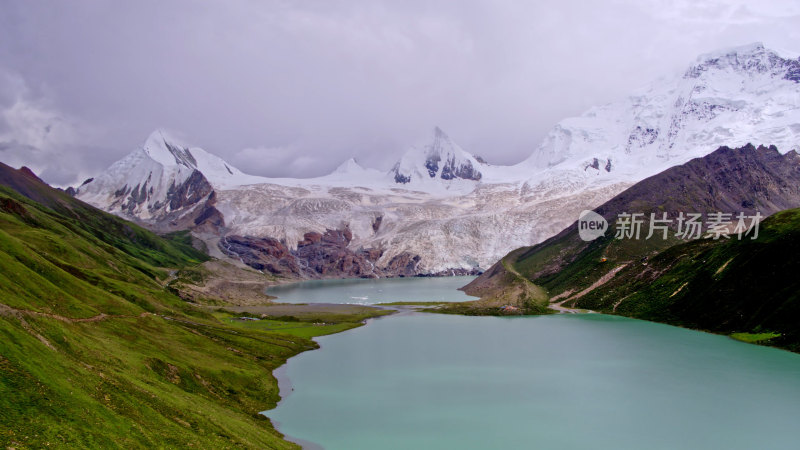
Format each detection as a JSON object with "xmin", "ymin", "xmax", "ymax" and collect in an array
[{"xmin": 1, "ymin": 0, "xmax": 799, "ymax": 185}]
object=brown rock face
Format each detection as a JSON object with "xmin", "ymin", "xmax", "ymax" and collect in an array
[
  {"xmin": 294, "ymin": 228, "xmax": 375, "ymax": 277},
  {"xmin": 106, "ymin": 168, "xmax": 224, "ymax": 234},
  {"xmin": 18, "ymin": 166, "xmax": 43, "ymax": 182},
  {"xmin": 220, "ymin": 235, "xmax": 304, "ymax": 277},
  {"xmin": 382, "ymin": 252, "xmax": 421, "ymax": 277},
  {"xmin": 219, "ymin": 227, "xmax": 468, "ymax": 279},
  {"xmin": 189, "ymin": 191, "xmax": 225, "ymax": 234},
  {"xmin": 166, "ymin": 170, "xmax": 213, "ymax": 211},
  {"xmin": 372, "ymin": 215, "xmax": 383, "ymax": 233},
  {"xmin": 0, "ymin": 197, "xmax": 30, "ymax": 218},
  {"xmin": 298, "ymin": 231, "xmax": 323, "ymax": 246}
]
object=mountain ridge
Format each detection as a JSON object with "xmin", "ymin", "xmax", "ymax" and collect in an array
[{"xmin": 74, "ymin": 43, "xmax": 800, "ymax": 275}]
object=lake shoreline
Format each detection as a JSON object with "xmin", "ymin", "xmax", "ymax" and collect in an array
[{"xmin": 262, "ymin": 305, "xmax": 411, "ymax": 448}]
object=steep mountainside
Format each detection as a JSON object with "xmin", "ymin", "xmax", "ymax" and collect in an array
[
  {"xmin": 75, "ymin": 131, "xmax": 228, "ymax": 232},
  {"xmin": 76, "ymin": 43, "xmax": 800, "ymax": 275},
  {"xmin": 0, "ymin": 162, "xmax": 209, "ymax": 267},
  {"xmin": 0, "ymin": 165, "xmax": 387, "ymax": 448}
]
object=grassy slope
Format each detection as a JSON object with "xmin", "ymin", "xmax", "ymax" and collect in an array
[
  {"xmin": 0, "ymin": 185, "xmax": 380, "ymax": 448},
  {"xmin": 568, "ymin": 208, "xmax": 800, "ymax": 352},
  {"xmin": 434, "ymin": 254, "xmax": 551, "ymax": 315},
  {"xmin": 512, "ymin": 215, "xmax": 682, "ymax": 298}
]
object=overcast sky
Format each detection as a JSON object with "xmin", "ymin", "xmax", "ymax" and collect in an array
[{"xmin": 1, "ymin": 0, "xmax": 799, "ymax": 186}]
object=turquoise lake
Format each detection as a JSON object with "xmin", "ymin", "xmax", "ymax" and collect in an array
[
  {"xmin": 265, "ymin": 276, "xmax": 478, "ymax": 304},
  {"xmin": 265, "ymin": 278, "xmax": 800, "ymax": 450}
]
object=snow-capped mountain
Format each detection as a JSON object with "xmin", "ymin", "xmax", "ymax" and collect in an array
[
  {"xmin": 527, "ymin": 42, "xmax": 800, "ymax": 183},
  {"xmin": 75, "ymin": 130, "xmax": 250, "ymax": 230},
  {"xmin": 390, "ymin": 127, "xmax": 484, "ymax": 184},
  {"xmin": 77, "ymin": 43, "xmax": 800, "ymax": 275}
]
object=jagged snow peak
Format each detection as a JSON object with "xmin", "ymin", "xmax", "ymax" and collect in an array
[
  {"xmin": 523, "ymin": 42, "xmax": 800, "ymax": 191},
  {"xmin": 77, "ymin": 130, "xmax": 256, "ymax": 220},
  {"xmin": 391, "ymin": 127, "xmax": 485, "ymax": 185}
]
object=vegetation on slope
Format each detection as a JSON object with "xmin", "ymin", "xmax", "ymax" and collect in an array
[
  {"xmin": 0, "ymin": 169, "xmax": 385, "ymax": 448},
  {"xmin": 567, "ymin": 208, "xmax": 800, "ymax": 352},
  {"xmin": 435, "ymin": 253, "xmax": 552, "ymax": 315}
]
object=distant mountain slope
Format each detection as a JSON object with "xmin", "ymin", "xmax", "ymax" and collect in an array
[
  {"xmin": 464, "ymin": 145, "xmax": 800, "ymax": 321},
  {"xmin": 0, "ymin": 162, "xmax": 208, "ymax": 268}
]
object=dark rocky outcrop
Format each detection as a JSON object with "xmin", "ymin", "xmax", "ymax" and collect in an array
[
  {"xmin": 382, "ymin": 252, "xmax": 421, "ymax": 277},
  {"xmin": 393, "ymin": 170, "xmax": 411, "ymax": 184},
  {"xmin": 293, "ymin": 229, "xmax": 380, "ymax": 278},
  {"xmin": 221, "ymin": 229, "xmax": 385, "ymax": 279},
  {"xmin": 103, "ymin": 166, "xmax": 223, "ymax": 233},
  {"xmin": 166, "ymin": 170, "xmax": 213, "ymax": 211},
  {"xmin": 189, "ymin": 191, "xmax": 225, "ymax": 234},
  {"xmin": 220, "ymin": 235, "xmax": 304, "ymax": 277},
  {"xmin": 0, "ymin": 196, "xmax": 32, "ymax": 221},
  {"xmin": 372, "ymin": 215, "xmax": 383, "ymax": 233},
  {"xmin": 115, "ymin": 169, "xmax": 214, "ymax": 216},
  {"xmin": 219, "ymin": 227, "xmax": 474, "ymax": 279},
  {"xmin": 439, "ymin": 156, "xmax": 482, "ymax": 181}
]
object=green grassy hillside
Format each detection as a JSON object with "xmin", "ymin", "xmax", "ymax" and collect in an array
[
  {"xmin": 568, "ymin": 207, "xmax": 800, "ymax": 352},
  {"xmin": 0, "ymin": 171, "xmax": 378, "ymax": 448}
]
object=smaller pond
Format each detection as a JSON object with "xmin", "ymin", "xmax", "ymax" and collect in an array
[{"xmin": 265, "ymin": 276, "xmax": 478, "ymax": 304}]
